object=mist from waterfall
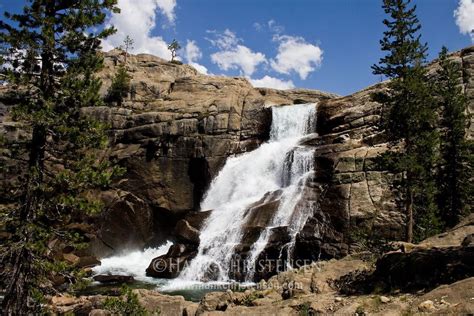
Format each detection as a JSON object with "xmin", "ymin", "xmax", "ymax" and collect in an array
[
  {"xmin": 92, "ymin": 241, "xmax": 173, "ymax": 283},
  {"xmin": 174, "ymin": 103, "xmax": 317, "ymax": 284}
]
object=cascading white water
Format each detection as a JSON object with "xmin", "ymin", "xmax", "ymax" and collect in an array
[
  {"xmin": 92, "ymin": 241, "xmax": 172, "ymax": 283},
  {"xmin": 246, "ymin": 147, "xmax": 315, "ymax": 280},
  {"xmin": 175, "ymin": 103, "xmax": 317, "ymax": 284}
]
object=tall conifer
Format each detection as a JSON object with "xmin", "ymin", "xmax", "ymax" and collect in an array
[
  {"xmin": 373, "ymin": 0, "xmax": 440, "ymax": 242},
  {"xmin": 0, "ymin": 1, "xmax": 122, "ymax": 314},
  {"xmin": 436, "ymin": 47, "xmax": 473, "ymax": 227}
]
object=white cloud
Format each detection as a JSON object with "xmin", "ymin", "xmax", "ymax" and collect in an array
[
  {"xmin": 155, "ymin": 0, "xmax": 177, "ymax": 23},
  {"xmin": 454, "ymin": 0, "xmax": 474, "ymax": 42},
  {"xmin": 249, "ymin": 75, "xmax": 294, "ymax": 90},
  {"xmin": 184, "ymin": 40, "xmax": 208, "ymax": 74},
  {"xmin": 102, "ymin": 0, "xmax": 177, "ymax": 59},
  {"xmin": 206, "ymin": 29, "xmax": 240, "ymax": 50},
  {"xmin": 270, "ymin": 35, "xmax": 323, "ymax": 80},
  {"xmin": 211, "ymin": 46, "xmax": 266, "ymax": 76},
  {"xmin": 208, "ymin": 29, "xmax": 266, "ymax": 76}
]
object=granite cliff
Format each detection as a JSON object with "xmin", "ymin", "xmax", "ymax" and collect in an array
[{"xmin": 1, "ymin": 46, "xmax": 473, "ymax": 272}]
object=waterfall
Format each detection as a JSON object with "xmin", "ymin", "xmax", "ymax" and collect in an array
[{"xmin": 176, "ymin": 103, "xmax": 317, "ymax": 283}]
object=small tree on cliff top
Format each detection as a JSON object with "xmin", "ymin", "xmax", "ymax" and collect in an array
[
  {"xmin": 168, "ymin": 39, "xmax": 181, "ymax": 62},
  {"xmin": 373, "ymin": 0, "xmax": 441, "ymax": 242},
  {"xmin": 0, "ymin": 1, "xmax": 124, "ymax": 314}
]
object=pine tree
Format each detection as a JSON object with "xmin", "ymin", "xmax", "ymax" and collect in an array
[
  {"xmin": 106, "ymin": 65, "xmax": 132, "ymax": 106},
  {"xmin": 123, "ymin": 35, "xmax": 134, "ymax": 63},
  {"xmin": 436, "ymin": 47, "xmax": 473, "ymax": 227},
  {"xmin": 168, "ymin": 39, "xmax": 181, "ymax": 62},
  {"xmin": 372, "ymin": 0, "xmax": 441, "ymax": 242},
  {"xmin": 0, "ymin": 1, "xmax": 123, "ymax": 314}
]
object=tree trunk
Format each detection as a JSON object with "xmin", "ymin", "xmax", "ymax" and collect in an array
[
  {"xmin": 2, "ymin": 125, "xmax": 46, "ymax": 315},
  {"xmin": 406, "ymin": 185, "xmax": 414, "ymax": 243},
  {"xmin": 2, "ymin": 248, "xmax": 32, "ymax": 315}
]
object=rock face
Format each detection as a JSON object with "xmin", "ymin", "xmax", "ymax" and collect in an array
[
  {"xmin": 86, "ymin": 51, "xmax": 337, "ymax": 255},
  {"xmin": 1, "ymin": 46, "xmax": 474, "ymax": 266}
]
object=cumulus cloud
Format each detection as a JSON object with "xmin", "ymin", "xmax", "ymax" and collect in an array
[
  {"xmin": 208, "ymin": 29, "xmax": 266, "ymax": 76},
  {"xmin": 184, "ymin": 40, "xmax": 208, "ymax": 74},
  {"xmin": 249, "ymin": 75, "xmax": 294, "ymax": 90},
  {"xmin": 454, "ymin": 0, "xmax": 474, "ymax": 42},
  {"xmin": 102, "ymin": 0, "xmax": 177, "ymax": 59},
  {"xmin": 270, "ymin": 35, "xmax": 323, "ymax": 80},
  {"xmin": 155, "ymin": 0, "xmax": 177, "ymax": 23}
]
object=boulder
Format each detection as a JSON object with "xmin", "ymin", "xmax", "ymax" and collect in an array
[
  {"xmin": 196, "ymin": 291, "xmax": 233, "ymax": 314},
  {"xmin": 174, "ymin": 219, "xmax": 200, "ymax": 244},
  {"xmin": 339, "ymin": 246, "xmax": 474, "ymax": 294},
  {"xmin": 133, "ymin": 289, "xmax": 187, "ymax": 316},
  {"xmin": 93, "ymin": 274, "xmax": 134, "ymax": 284},
  {"xmin": 418, "ymin": 300, "xmax": 436, "ymax": 312},
  {"xmin": 146, "ymin": 244, "xmax": 197, "ymax": 278},
  {"xmin": 91, "ymin": 190, "xmax": 155, "ymax": 257}
]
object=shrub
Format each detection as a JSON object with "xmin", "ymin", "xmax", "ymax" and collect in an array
[{"xmin": 103, "ymin": 286, "xmax": 148, "ymax": 315}]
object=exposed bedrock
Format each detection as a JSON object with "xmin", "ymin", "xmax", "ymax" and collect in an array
[{"xmin": 1, "ymin": 46, "xmax": 473, "ymax": 265}]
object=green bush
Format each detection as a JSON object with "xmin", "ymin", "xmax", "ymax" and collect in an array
[{"xmin": 103, "ymin": 286, "xmax": 149, "ymax": 315}]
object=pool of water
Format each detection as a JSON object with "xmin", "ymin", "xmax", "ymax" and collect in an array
[{"xmin": 82, "ymin": 279, "xmax": 253, "ymax": 302}]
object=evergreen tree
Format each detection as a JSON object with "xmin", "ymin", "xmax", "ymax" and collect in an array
[
  {"xmin": 372, "ymin": 0, "xmax": 441, "ymax": 242},
  {"xmin": 168, "ymin": 39, "xmax": 181, "ymax": 62},
  {"xmin": 0, "ymin": 1, "xmax": 123, "ymax": 314},
  {"xmin": 436, "ymin": 47, "xmax": 473, "ymax": 227},
  {"xmin": 123, "ymin": 35, "xmax": 134, "ymax": 63},
  {"xmin": 106, "ymin": 65, "xmax": 132, "ymax": 106}
]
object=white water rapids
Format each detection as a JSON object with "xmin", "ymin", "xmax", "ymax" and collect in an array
[
  {"xmin": 93, "ymin": 103, "xmax": 318, "ymax": 289},
  {"xmin": 92, "ymin": 241, "xmax": 173, "ymax": 283}
]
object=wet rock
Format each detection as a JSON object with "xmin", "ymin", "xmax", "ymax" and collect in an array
[
  {"xmin": 183, "ymin": 210, "xmax": 212, "ymax": 230},
  {"xmin": 93, "ymin": 274, "xmax": 134, "ymax": 284},
  {"xmin": 242, "ymin": 192, "xmax": 282, "ymax": 229},
  {"xmin": 77, "ymin": 256, "xmax": 101, "ymax": 268},
  {"xmin": 174, "ymin": 219, "xmax": 200, "ymax": 244},
  {"xmin": 202, "ymin": 262, "xmax": 220, "ymax": 282},
  {"xmin": 91, "ymin": 190, "xmax": 155, "ymax": 257},
  {"xmin": 146, "ymin": 244, "xmax": 197, "ymax": 278}
]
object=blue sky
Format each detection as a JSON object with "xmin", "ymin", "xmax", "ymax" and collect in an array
[{"xmin": 2, "ymin": 0, "xmax": 474, "ymax": 95}]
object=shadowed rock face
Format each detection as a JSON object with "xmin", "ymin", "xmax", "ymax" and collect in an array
[{"xmin": 1, "ymin": 46, "xmax": 473, "ymax": 263}]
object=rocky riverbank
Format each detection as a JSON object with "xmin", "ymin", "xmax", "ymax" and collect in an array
[{"xmin": 49, "ymin": 214, "xmax": 474, "ymax": 315}]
